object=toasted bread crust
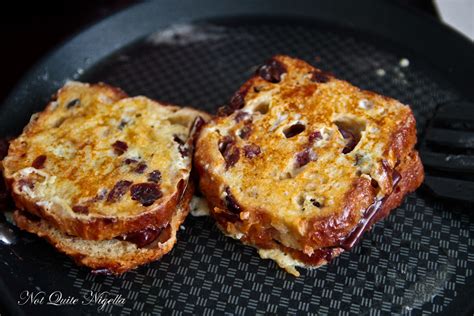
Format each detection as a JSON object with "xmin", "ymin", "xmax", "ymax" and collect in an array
[
  {"xmin": 3, "ymin": 82, "xmax": 210, "ymax": 240},
  {"xmin": 194, "ymin": 55, "xmax": 424, "ymax": 275},
  {"xmin": 13, "ymin": 181, "xmax": 194, "ymax": 274}
]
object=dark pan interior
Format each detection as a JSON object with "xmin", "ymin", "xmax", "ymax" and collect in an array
[{"xmin": 1, "ymin": 12, "xmax": 473, "ymax": 316}]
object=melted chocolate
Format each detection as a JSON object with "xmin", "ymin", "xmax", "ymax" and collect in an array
[
  {"xmin": 340, "ymin": 198, "xmax": 385, "ymax": 251},
  {"xmin": 120, "ymin": 226, "xmax": 164, "ymax": 248}
]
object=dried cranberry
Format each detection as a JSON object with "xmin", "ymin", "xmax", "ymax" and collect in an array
[
  {"xmin": 66, "ymin": 98, "xmax": 80, "ymax": 109},
  {"xmin": 283, "ymin": 123, "xmax": 306, "ymax": 138},
  {"xmin": 338, "ymin": 127, "xmax": 357, "ymax": 154},
  {"xmin": 112, "ymin": 141, "xmax": 128, "ymax": 155},
  {"xmin": 130, "ymin": 183, "xmax": 163, "ymax": 206},
  {"xmin": 72, "ymin": 205, "xmax": 89, "ymax": 214},
  {"xmin": 134, "ymin": 162, "xmax": 147, "ymax": 174},
  {"xmin": 310, "ymin": 70, "xmax": 330, "ymax": 83},
  {"xmin": 257, "ymin": 59, "xmax": 287, "ymax": 83},
  {"xmin": 120, "ymin": 227, "xmax": 162, "ymax": 248},
  {"xmin": 218, "ymin": 136, "xmax": 240, "ymax": 168},
  {"xmin": 32, "ymin": 155, "xmax": 46, "ymax": 169},
  {"xmin": 107, "ymin": 180, "xmax": 132, "ymax": 202},
  {"xmin": 148, "ymin": 170, "xmax": 162, "ymax": 183},
  {"xmin": 308, "ymin": 131, "xmax": 322, "ymax": 143},
  {"xmin": 224, "ymin": 187, "xmax": 241, "ymax": 214},
  {"xmin": 243, "ymin": 144, "xmax": 261, "ymax": 158},
  {"xmin": 295, "ymin": 148, "xmax": 317, "ymax": 168}
]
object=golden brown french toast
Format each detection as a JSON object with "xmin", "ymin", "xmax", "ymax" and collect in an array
[
  {"xmin": 194, "ymin": 55, "xmax": 424, "ymax": 276},
  {"xmin": 2, "ymin": 81, "xmax": 210, "ymax": 273}
]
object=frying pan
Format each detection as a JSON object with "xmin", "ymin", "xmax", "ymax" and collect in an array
[{"xmin": 1, "ymin": 0, "xmax": 473, "ymax": 315}]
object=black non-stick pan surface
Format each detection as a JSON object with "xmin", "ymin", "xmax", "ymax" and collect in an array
[{"xmin": 1, "ymin": 1, "xmax": 473, "ymax": 315}]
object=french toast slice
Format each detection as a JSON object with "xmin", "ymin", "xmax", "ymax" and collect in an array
[
  {"xmin": 2, "ymin": 81, "xmax": 209, "ymax": 241},
  {"xmin": 194, "ymin": 55, "xmax": 424, "ymax": 276}
]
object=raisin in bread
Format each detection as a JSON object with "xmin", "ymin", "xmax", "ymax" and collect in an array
[
  {"xmin": 1, "ymin": 81, "xmax": 209, "ymax": 273},
  {"xmin": 194, "ymin": 55, "xmax": 424, "ymax": 276}
]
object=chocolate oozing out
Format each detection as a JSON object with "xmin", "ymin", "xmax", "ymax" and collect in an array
[
  {"xmin": 310, "ymin": 70, "xmax": 330, "ymax": 83},
  {"xmin": 107, "ymin": 180, "xmax": 132, "ymax": 202},
  {"xmin": 257, "ymin": 59, "xmax": 287, "ymax": 83},
  {"xmin": 219, "ymin": 136, "xmax": 240, "ymax": 168},
  {"xmin": 338, "ymin": 127, "xmax": 357, "ymax": 154},
  {"xmin": 32, "ymin": 155, "xmax": 47, "ymax": 169},
  {"xmin": 147, "ymin": 170, "xmax": 162, "ymax": 183},
  {"xmin": 134, "ymin": 162, "xmax": 147, "ymax": 174},
  {"xmin": 243, "ymin": 144, "xmax": 261, "ymax": 158},
  {"xmin": 382, "ymin": 160, "xmax": 402, "ymax": 188},
  {"xmin": 112, "ymin": 141, "xmax": 128, "ymax": 156},
  {"xmin": 66, "ymin": 98, "xmax": 80, "ymax": 109},
  {"xmin": 224, "ymin": 187, "xmax": 242, "ymax": 214},
  {"xmin": 283, "ymin": 123, "xmax": 306, "ymax": 138},
  {"xmin": 130, "ymin": 183, "xmax": 163, "ymax": 206},
  {"xmin": 295, "ymin": 148, "xmax": 317, "ymax": 168},
  {"xmin": 120, "ymin": 226, "xmax": 163, "ymax": 248},
  {"xmin": 72, "ymin": 205, "xmax": 89, "ymax": 214},
  {"xmin": 340, "ymin": 197, "xmax": 385, "ymax": 251}
]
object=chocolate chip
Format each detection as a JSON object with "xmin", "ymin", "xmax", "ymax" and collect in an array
[
  {"xmin": 120, "ymin": 227, "xmax": 163, "ymax": 248},
  {"xmin": 173, "ymin": 135, "xmax": 185, "ymax": 145},
  {"xmin": 112, "ymin": 141, "xmax": 128, "ymax": 155},
  {"xmin": 283, "ymin": 123, "xmax": 306, "ymax": 138},
  {"xmin": 243, "ymin": 144, "xmax": 261, "ymax": 158},
  {"xmin": 229, "ymin": 91, "xmax": 245, "ymax": 110},
  {"xmin": 134, "ymin": 162, "xmax": 147, "ymax": 174},
  {"xmin": 338, "ymin": 127, "xmax": 357, "ymax": 154},
  {"xmin": 257, "ymin": 59, "xmax": 287, "ymax": 83},
  {"xmin": 124, "ymin": 158, "xmax": 138, "ymax": 165},
  {"xmin": 310, "ymin": 70, "xmax": 330, "ymax": 83},
  {"xmin": 219, "ymin": 136, "xmax": 240, "ymax": 168},
  {"xmin": 295, "ymin": 148, "xmax": 317, "ymax": 168},
  {"xmin": 72, "ymin": 205, "xmax": 89, "ymax": 214},
  {"xmin": 224, "ymin": 187, "xmax": 241, "ymax": 214},
  {"xmin": 107, "ymin": 180, "xmax": 132, "ymax": 202},
  {"xmin": 32, "ymin": 155, "xmax": 46, "ymax": 169},
  {"xmin": 130, "ymin": 183, "xmax": 163, "ymax": 206},
  {"xmin": 66, "ymin": 98, "xmax": 80, "ymax": 109},
  {"xmin": 148, "ymin": 170, "xmax": 162, "ymax": 183},
  {"xmin": 118, "ymin": 120, "xmax": 128, "ymax": 130},
  {"xmin": 238, "ymin": 124, "xmax": 252, "ymax": 140},
  {"xmin": 310, "ymin": 199, "xmax": 321, "ymax": 208}
]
